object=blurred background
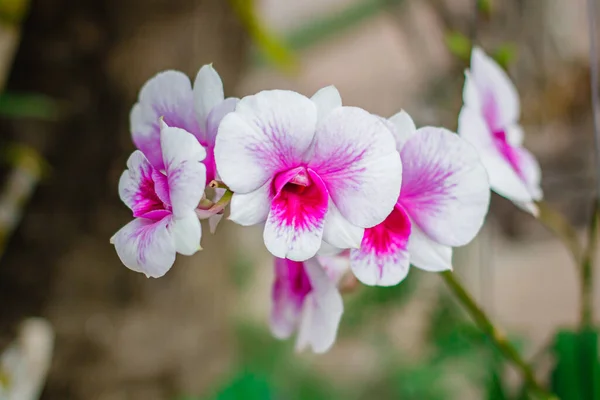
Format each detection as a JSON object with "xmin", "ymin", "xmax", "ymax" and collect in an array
[{"xmin": 0, "ymin": 0, "xmax": 599, "ymax": 399}]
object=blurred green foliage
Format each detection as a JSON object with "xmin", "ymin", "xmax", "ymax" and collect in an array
[{"xmin": 0, "ymin": 92, "xmax": 61, "ymax": 121}]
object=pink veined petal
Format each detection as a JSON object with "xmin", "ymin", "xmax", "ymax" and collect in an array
[
  {"xmin": 118, "ymin": 151, "xmax": 168, "ymax": 218},
  {"xmin": 350, "ymin": 206, "xmax": 412, "ymax": 286},
  {"xmin": 170, "ymin": 213, "xmax": 202, "ymax": 255},
  {"xmin": 514, "ymin": 146, "xmax": 543, "ymax": 201},
  {"xmin": 228, "ymin": 180, "xmax": 272, "ymax": 226},
  {"xmin": 215, "ymin": 90, "xmax": 318, "ymax": 194},
  {"xmin": 193, "ymin": 64, "xmax": 225, "ymax": 135},
  {"xmin": 270, "ymin": 258, "xmax": 312, "ymax": 339},
  {"xmin": 311, "ymin": 85, "xmax": 342, "ymax": 122},
  {"xmin": 322, "ymin": 199, "xmax": 364, "ymax": 249},
  {"xmin": 295, "ymin": 258, "xmax": 343, "ymax": 354},
  {"xmin": 111, "ymin": 217, "xmax": 176, "ymax": 278},
  {"xmin": 399, "ymin": 126, "xmax": 490, "ymax": 247},
  {"xmin": 131, "ymin": 70, "xmax": 199, "ymax": 168},
  {"xmin": 203, "ymin": 97, "xmax": 239, "ymax": 182},
  {"xmin": 160, "ymin": 123, "xmax": 207, "ymax": 218},
  {"xmin": 407, "ymin": 224, "xmax": 453, "ymax": 272},
  {"xmin": 470, "ymin": 46, "xmax": 520, "ymax": 129},
  {"xmin": 458, "ymin": 107, "xmax": 533, "ymax": 203},
  {"xmin": 310, "ymin": 106, "xmax": 402, "ymax": 228},
  {"xmin": 264, "ymin": 169, "xmax": 329, "ymax": 261},
  {"xmin": 388, "ymin": 109, "xmax": 417, "ymax": 151}
]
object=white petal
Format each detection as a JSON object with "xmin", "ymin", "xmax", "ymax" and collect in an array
[
  {"xmin": 170, "ymin": 214, "xmax": 202, "ymax": 255},
  {"xmin": 193, "ymin": 64, "xmax": 225, "ymax": 132},
  {"xmin": 311, "ymin": 85, "xmax": 342, "ymax": 122},
  {"xmin": 208, "ymin": 214, "xmax": 223, "ymax": 234},
  {"xmin": 399, "ymin": 126, "xmax": 490, "ymax": 247},
  {"xmin": 515, "ymin": 146, "xmax": 543, "ymax": 201},
  {"xmin": 160, "ymin": 124, "xmax": 207, "ymax": 218},
  {"xmin": 228, "ymin": 180, "xmax": 272, "ymax": 226},
  {"xmin": 270, "ymin": 258, "xmax": 308, "ymax": 339},
  {"xmin": 407, "ymin": 224, "xmax": 453, "ymax": 272},
  {"xmin": 131, "ymin": 71, "xmax": 198, "ymax": 168},
  {"xmin": 316, "ymin": 254, "xmax": 350, "ymax": 284},
  {"xmin": 205, "ymin": 97, "xmax": 239, "ymax": 148},
  {"xmin": 295, "ymin": 258, "xmax": 343, "ymax": 353},
  {"xmin": 215, "ymin": 90, "xmax": 318, "ymax": 194},
  {"xmin": 458, "ymin": 107, "xmax": 533, "ymax": 203},
  {"xmin": 310, "ymin": 107, "xmax": 402, "ymax": 228},
  {"xmin": 112, "ymin": 217, "xmax": 176, "ymax": 278},
  {"xmin": 118, "ymin": 151, "xmax": 155, "ymax": 212},
  {"xmin": 322, "ymin": 199, "xmax": 364, "ymax": 249},
  {"xmin": 388, "ymin": 110, "xmax": 417, "ymax": 151},
  {"xmin": 470, "ymin": 46, "xmax": 520, "ymax": 128},
  {"xmin": 316, "ymin": 241, "xmax": 344, "ymax": 257}
]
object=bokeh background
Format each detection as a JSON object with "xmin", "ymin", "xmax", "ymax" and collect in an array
[{"xmin": 0, "ymin": 0, "xmax": 599, "ymax": 399}]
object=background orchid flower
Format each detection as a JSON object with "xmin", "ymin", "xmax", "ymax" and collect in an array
[
  {"xmin": 350, "ymin": 111, "xmax": 490, "ymax": 286},
  {"xmin": 130, "ymin": 64, "xmax": 238, "ymax": 231},
  {"xmin": 270, "ymin": 255, "xmax": 347, "ymax": 353},
  {"xmin": 111, "ymin": 122, "xmax": 206, "ymax": 278},
  {"xmin": 458, "ymin": 47, "xmax": 542, "ymax": 215},
  {"xmin": 215, "ymin": 89, "xmax": 402, "ymax": 261}
]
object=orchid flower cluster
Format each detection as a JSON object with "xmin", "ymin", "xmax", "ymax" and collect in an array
[{"xmin": 111, "ymin": 47, "xmax": 542, "ymax": 353}]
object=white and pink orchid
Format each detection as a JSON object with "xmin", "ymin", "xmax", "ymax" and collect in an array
[
  {"xmin": 215, "ymin": 87, "xmax": 402, "ymax": 262},
  {"xmin": 111, "ymin": 122, "xmax": 206, "ymax": 278},
  {"xmin": 458, "ymin": 47, "xmax": 542, "ymax": 214},
  {"xmin": 130, "ymin": 64, "xmax": 237, "ymax": 231},
  {"xmin": 270, "ymin": 254, "xmax": 348, "ymax": 353},
  {"xmin": 350, "ymin": 111, "xmax": 491, "ymax": 286}
]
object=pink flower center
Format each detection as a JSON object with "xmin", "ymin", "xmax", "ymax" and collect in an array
[
  {"xmin": 132, "ymin": 168, "xmax": 171, "ymax": 221},
  {"xmin": 362, "ymin": 205, "xmax": 412, "ymax": 257},
  {"xmin": 271, "ymin": 166, "xmax": 328, "ymax": 229}
]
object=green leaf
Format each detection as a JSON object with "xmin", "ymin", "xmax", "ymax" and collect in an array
[
  {"xmin": 445, "ymin": 31, "xmax": 471, "ymax": 62},
  {"xmin": 203, "ymin": 371, "xmax": 272, "ymax": 400},
  {"xmin": 551, "ymin": 329, "xmax": 600, "ymax": 400},
  {"xmin": 0, "ymin": 92, "xmax": 61, "ymax": 120}
]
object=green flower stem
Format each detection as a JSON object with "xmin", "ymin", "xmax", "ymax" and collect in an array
[
  {"xmin": 440, "ymin": 270, "xmax": 557, "ymax": 399},
  {"xmin": 536, "ymin": 201, "xmax": 583, "ymax": 266},
  {"xmin": 581, "ymin": 199, "xmax": 599, "ymax": 328}
]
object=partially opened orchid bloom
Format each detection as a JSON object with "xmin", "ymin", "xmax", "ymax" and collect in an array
[
  {"xmin": 270, "ymin": 254, "xmax": 347, "ymax": 353},
  {"xmin": 130, "ymin": 65, "xmax": 237, "ymax": 231},
  {"xmin": 458, "ymin": 47, "xmax": 542, "ymax": 214},
  {"xmin": 111, "ymin": 122, "xmax": 206, "ymax": 278},
  {"xmin": 215, "ymin": 88, "xmax": 402, "ymax": 261},
  {"xmin": 350, "ymin": 111, "xmax": 490, "ymax": 286}
]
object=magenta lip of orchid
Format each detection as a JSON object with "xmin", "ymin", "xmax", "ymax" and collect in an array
[{"xmin": 458, "ymin": 47, "xmax": 543, "ymax": 215}]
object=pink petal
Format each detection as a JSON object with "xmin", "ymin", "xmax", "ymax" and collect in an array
[
  {"xmin": 229, "ymin": 180, "xmax": 272, "ymax": 226},
  {"xmin": 470, "ymin": 47, "xmax": 520, "ymax": 130},
  {"xmin": 270, "ymin": 258, "xmax": 312, "ymax": 339},
  {"xmin": 203, "ymin": 98, "xmax": 239, "ymax": 181},
  {"xmin": 350, "ymin": 206, "xmax": 412, "ymax": 286},
  {"xmin": 311, "ymin": 85, "xmax": 342, "ymax": 122},
  {"xmin": 264, "ymin": 169, "xmax": 328, "ymax": 261},
  {"xmin": 407, "ymin": 224, "xmax": 453, "ymax": 272},
  {"xmin": 193, "ymin": 64, "xmax": 225, "ymax": 135},
  {"xmin": 310, "ymin": 107, "xmax": 402, "ymax": 228},
  {"xmin": 118, "ymin": 151, "xmax": 167, "ymax": 218},
  {"xmin": 215, "ymin": 90, "xmax": 318, "ymax": 194},
  {"xmin": 458, "ymin": 108, "xmax": 533, "ymax": 203},
  {"xmin": 295, "ymin": 258, "xmax": 343, "ymax": 354},
  {"xmin": 160, "ymin": 123, "xmax": 207, "ymax": 218},
  {"xmin": 131, "ymin": 71, "xmax": 199, "ymax": 168},
  {"xmin": 399, "ymin": 126, "xmax": 490, "ymax": 247},
  {"xmin": 111, "ymin": 217, "xmax": 176, "ymax": 278}
]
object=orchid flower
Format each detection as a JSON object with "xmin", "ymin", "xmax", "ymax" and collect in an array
[
  {"xmin": 458, "ymin": 47, "xmax": 542, "ymax": 215},
  {"xmin": 350, "ymin": 111, "xmax": 490, "ymax": 286},
  {"xmin": 270, "ymin": 254, "xmax": 348, "ymax": 353},
  {"xmin": 214, "ymin": 88, "xmax": 402, "ymax": 261},
  {"xmin": 130, "ymin": 64, "xmax": 237, "ymax": 231},
  {"xmin": 111, "ymin": 122, "xmax": 206, "ymax": 278}
]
